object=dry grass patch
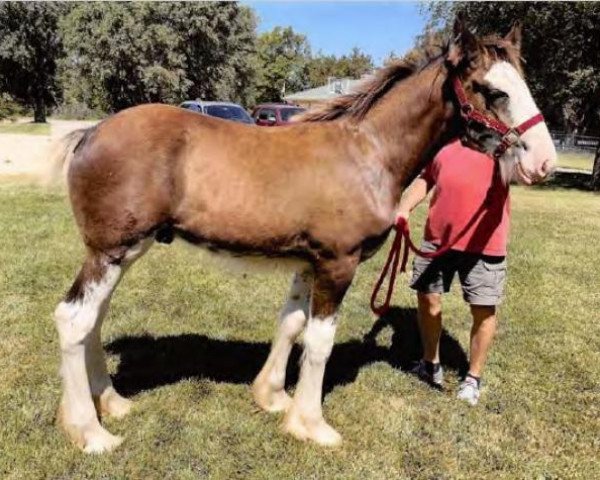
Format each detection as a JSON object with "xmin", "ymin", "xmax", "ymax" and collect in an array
[
  {"xmin": 556, "ymin": 151, "xmax": 594, "ymax": 172},
  {"xmin": 0, "ymin": 122, "xmax": 50, "ymax": 136}
]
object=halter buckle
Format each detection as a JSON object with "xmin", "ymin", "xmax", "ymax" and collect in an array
[
  {"xmin": 502, "ymin": 128, "xmax": 520, "ymax": 147},
  {"xmin": 461, "ymin": 103, "xmax": 474, "ymax": 116}
]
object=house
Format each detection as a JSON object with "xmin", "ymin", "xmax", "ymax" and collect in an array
[{"xmin": 283, "ymin": 77, "xmax": 364, "ymax": 109}]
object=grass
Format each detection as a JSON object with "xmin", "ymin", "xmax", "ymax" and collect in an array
[
  {"xmin": 0, "ymin": 122, "xmax": 51, "ymax": 136},
  {"xmin": 0, "ymin": 182, "xmax": 599, "ymax": 479},
  {"xmin": 556, "ymin": 151, "xmax": 594, "ymax": 172}
]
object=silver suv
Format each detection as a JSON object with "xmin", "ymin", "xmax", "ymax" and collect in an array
[{"xmin": 179, "ymin": 100, "xmax": 254, "ymax": 124}]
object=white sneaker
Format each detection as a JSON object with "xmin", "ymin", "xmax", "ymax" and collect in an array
[
  {"xmin": 410, "ymin": 359, "xmax": 444, "ymax": 388},
  {"xmin": 457, "ymin": 376, "xmax": 480, "ymax": 406}
]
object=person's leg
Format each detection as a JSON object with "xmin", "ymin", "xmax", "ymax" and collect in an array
[
  {"xmin": 458, "ymin": 254, "xmax": 506, "ymax": 405},
  {"xmin": 456, "ymin": 305, "xmax": 496, "ymax": 406},
  {"xmin": 409, "ymin": 243, "xmax": 456, "ymax": 387},
  {"xmin": 468, "ymin": 305, "xmax": 497, "ymax": 378},
  {"xmin": 417, "ymin": 292, "xmax": 443, "ymax": 364}
]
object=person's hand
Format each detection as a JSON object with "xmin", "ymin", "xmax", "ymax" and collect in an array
[{"xmin": 396, "ymin": 209, "xmax": 410, "ymax": 221}]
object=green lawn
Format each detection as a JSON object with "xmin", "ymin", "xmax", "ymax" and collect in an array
[
  {"xmin": 0, "ymin": 122, "xmax": 51, "ymax": 136},
  {"xmin": 0, "ymin": 183, "xmax": 598, "ymax": 479},
  {"xmin": 556, "ymin": 151, "xmax": 594, "ymax": 172}
]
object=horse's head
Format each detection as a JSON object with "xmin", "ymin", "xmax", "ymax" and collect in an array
[{"xmin": 445, "ymin": 18, "xmax": 557, "ymax": 185}]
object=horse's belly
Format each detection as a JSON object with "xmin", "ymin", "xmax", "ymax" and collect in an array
[{"xmin": 177, "ymin": 240, "xmax": 310, "ymax": 276}]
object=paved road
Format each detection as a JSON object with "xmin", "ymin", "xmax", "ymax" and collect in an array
[{"xmin": 0, "ymin": 119, "xmax": 97, "ymax": 178}]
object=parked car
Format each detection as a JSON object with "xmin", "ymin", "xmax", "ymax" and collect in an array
[
  {"xmin": 252, "ymin": 103, "xmax": 306, "ymax": 126},
  {"xmin": 179, "ymin": 100, "xmax": 254, "ymax": 124}
]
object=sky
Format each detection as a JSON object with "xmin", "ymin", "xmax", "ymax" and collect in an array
[{"xmin": 246, "ymin": 1, "xmax": 427, "ymax": 65}]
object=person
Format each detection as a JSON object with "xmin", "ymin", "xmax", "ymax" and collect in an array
[{"xmin": 397, "ymin": 137, "xmax": 510, "ymax": 405}]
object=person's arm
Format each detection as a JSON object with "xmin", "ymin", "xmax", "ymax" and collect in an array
[{"xmin": 397, "ymin": 177, "xmax": 432, "ymax": 219}]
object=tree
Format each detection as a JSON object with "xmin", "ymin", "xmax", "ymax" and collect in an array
[
  {"xmin": 255, "ymin": 26, "xmax": 311, "ymax": 103},
  {"xmin": 334, "ymin": 47, "xmax": 374, "ymax": 79},
  {"xmin": 60, "ymin": 2, "xmax": 258, "ymax": 112},
  {"xmin": 423, "ymin": 2, "xmax": 600, "ymax": 135},
  {"xmin": 306, "ymin": 53, "xmax": 339, "ymax": 88},
  {"xmin": 0, "ymin": 2, "xmax": 68, "ymax": 122},
  {"xmin": 307, "ymin": 48, "xmax": 374, "ymax": 88},
  {"xmin": 161, "ymin": 2, "xmax": 259, "ymax": 107},
  {"xmin": 592, "ymin": 145, "xmax": 600, "ymax": 191}
]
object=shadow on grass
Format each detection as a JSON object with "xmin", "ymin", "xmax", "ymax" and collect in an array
[
  {"xmin": 106, "ymin": 307, "xmax": 468, "ymax": 398},
  {"xmin": 534, "ymin": 170, "xmax": 593, "ymax": 191}
]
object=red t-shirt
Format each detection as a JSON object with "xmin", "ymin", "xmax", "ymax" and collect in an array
[{"xmin": 420, "ymin": 139, "xmax": 510, "ymax": 256}]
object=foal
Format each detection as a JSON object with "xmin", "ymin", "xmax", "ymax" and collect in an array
[{"xmin": 52, "ymin": 21, "xmax": 556, "ymax": 452}]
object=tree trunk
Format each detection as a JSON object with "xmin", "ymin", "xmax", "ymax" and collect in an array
[
  {"xmin": 33, "ymin": 96, "xmax": 46, "ymax": 123},
  {"xmin": 592, "ymin": 144, "xmax": 600, "ymax": 191}
]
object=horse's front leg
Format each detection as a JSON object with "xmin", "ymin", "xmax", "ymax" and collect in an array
[
  {"xmin": 253, "ymin": 268, "xmax": 313, "ymax": 412},
  {"xmin": 283, "ymin": 256, "xmax": 358, "ymax": 446}
]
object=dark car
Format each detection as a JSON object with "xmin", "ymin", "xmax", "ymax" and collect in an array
[
  {"xmin": 252, "ymin": 103, "xmax": 306, "ymax": 126},
  {"xmin": 179, "ymin": 100, "xmax": 254, "ymax": 124}
]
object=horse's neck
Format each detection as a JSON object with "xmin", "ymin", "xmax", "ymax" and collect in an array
[{"xmin": 364, "ymin": 63, "xmax": 455, "ymax": 203}]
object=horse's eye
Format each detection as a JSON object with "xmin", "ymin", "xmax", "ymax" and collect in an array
[{"xmin": 487, "ymin": 89, "xmax": 508, "ymax": 103}]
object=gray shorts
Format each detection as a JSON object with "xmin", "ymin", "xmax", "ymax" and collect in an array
[{"xmin": 410, "ymin": 241, "xmax": 507, "ymax": 306}]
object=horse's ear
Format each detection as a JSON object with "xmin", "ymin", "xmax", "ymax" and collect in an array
[
  {"xmin": 446, "ymin": 16, "xmax": 478, "ymax": 68},
  {"xmin": 504, "ymin": 21, "xmax": 522, "ymax": 50}
]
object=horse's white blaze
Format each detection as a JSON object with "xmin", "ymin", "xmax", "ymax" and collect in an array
[
  {"xmin": 283, "ymin": 314, "xmax": 341, "ymax": 446},
  {"xmin": 484, "ymin": 61, "xmax": 557, "ymax": 182},
  {"xmin": 252, "ymin": 270, "xmax": 312, "ymax": 412}
]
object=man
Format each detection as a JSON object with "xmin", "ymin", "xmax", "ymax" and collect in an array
[{"xmin": 397, "ymin": 137, "xmax": 510, "ymax": 405}]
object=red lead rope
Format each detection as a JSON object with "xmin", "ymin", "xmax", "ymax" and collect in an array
[
  {"xmin": 370, "ymin": 217, "xmax": 454, "ymax": 316},
  {"xmin": 370, "ymin": 201, "xmax": 488, "ymax": 316}
]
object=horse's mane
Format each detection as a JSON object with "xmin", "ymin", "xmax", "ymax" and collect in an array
[
  {"xmin": 294, "ymin": 40, "xmax": 448, "ymax": 123},
  {"xmin": 294, "ymin": 30, "xmax": 520, "ymax": 124}
]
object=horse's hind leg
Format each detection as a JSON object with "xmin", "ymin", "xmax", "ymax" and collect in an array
[
  {"xmin": 55, "ymin": 240, "xmax": 150, "ymax": 453},
  {"xmin": 252, "ymin": 268, "xmax": 312, "ymax": 412},
  {"xmin": 87, "ymin": 240, "xmax": 151, "ymax": 418}
]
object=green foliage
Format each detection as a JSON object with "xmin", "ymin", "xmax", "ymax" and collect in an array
[
  {"xmin": 60, "ymin": 2, "xmax": 258, "ymax": 112},
  {"xmin": 1, "ymin": 3, "xmax": 375, "ymax": 114},
  {"xmin": 255, "ymin": 26, "xmax": 312, "ymax": 103},
  {"xmin": 0, "ymin": 2, "xmax": 68, "ymax": 123},
  {"xmin": 0, "ymin": 93, "xmax": 25, "ymax": 121},
  {"xmin": 255, "ymin": 26, "xmax": 374, "ymax": 102},
  {"xmin": 177, "ymin": 3, "xmax": 258, "ymax": 107},
  {"xmin": 423, "ymin": 2, "xmax": 600, "ymax": 134},
  {"xmin": 52, "ymin": 101, "xmax": 104, "ymax": 121},
  {"xmin": 307, "ymin": 47, "xmax": 374, "ymax": 88}
]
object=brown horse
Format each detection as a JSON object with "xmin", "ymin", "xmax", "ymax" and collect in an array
[{"xmin": 50, "ymin": 21, "xmax": 556, "ymax": 453}]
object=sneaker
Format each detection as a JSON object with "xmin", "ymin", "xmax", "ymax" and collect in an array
[
  {"xmin": 457, "ymin": 375, "xmax": 480, "ymax": 406},
  {"xmin": 410, "ymin": 359, "xmax": 444, "ymax": 388}
]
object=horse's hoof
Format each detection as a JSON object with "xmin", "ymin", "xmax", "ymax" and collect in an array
[
  {"xmin": 81, "ymin": 426, "xmax": 123, "ymax": 454},
  {"xmin": 58, "ymin": 404, "xmax": 123, "ymax": 453},
  {"xmin": 252, "ymin": 380, "xmax": 292, "ymax": 413},
  {"xmin": 283, "ymin": 411, "xmax": 342, "ymax": 447},
  {"xmin": 95, "ymin": 387, "xmax": 133, "ymax": 419}
]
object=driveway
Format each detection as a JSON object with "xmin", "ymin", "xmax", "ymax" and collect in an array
[{"xmin": 0, "ymin": 119, "xmax": 97, "ymax": 178}]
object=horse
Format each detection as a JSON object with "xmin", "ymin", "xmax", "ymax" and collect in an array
[{"xmin": 49, "ymin": 20, "xmax": 556, "ymax": 453}]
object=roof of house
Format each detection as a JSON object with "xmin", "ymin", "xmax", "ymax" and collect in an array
[{"xmin": 283, "ymin": 77, "xmax": 365, "ymax": 103}]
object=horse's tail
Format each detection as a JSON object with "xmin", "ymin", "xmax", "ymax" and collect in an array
[{"xmin": 42, "ymin": 128, "xmax": 91, "ymax": 186}]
